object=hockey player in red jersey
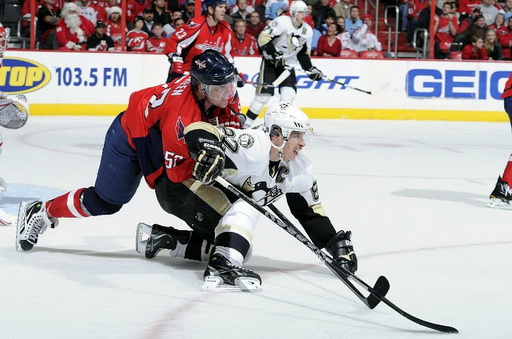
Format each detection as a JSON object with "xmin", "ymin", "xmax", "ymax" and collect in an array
[
  {"xmin": 15, "ymin": 50, "xmax": 242, "ymax": 252},
  {"xmin": 163, "ymin": 0, "xmax": 234, "ymax": 83},
  {"xmin": 488, "ymin": 72, "xmax": 512, "ymax": 208}
]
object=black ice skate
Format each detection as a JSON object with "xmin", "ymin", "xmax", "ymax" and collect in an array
[
  {"xmin": 202, "ymin": 252, "xmax": 261, "ymax": 292},
  {"xmin": 136, "ymin": 223, "xmax": 190, "ymax": 258},
  {"xmin": 16, "ymin": 201, "xmax": 58, "ymax": 252},
  {"xmin": 487, "ymin": 176, "xmax": 512, "ymax": 209}
]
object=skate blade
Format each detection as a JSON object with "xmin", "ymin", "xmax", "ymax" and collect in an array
[
  {"xmin": 487, "ymin": 198, "xmax": 512, "ymax": 210},
  {"xmin": 15, "ymin": 202, "xmax": 27, "ymax": 251},
  {"xmin": 201, "ymin": 276, "xmax": 261, "ymax": 292},
  {"xmin": 135, "ymin": 222, "xmax": 152, "ymax": 254}
]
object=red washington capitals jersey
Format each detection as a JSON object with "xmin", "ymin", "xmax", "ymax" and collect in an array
[
  {"xmin": 164, "ymin": 16, "xmax": 233, "ymax": 72},
  {"xmin": 120, "ymin": 75, "xmax": 239, "ymax": 187}
]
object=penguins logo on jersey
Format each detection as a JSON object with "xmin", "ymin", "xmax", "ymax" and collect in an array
[
  {"xmin": 242, "ymin": 177, "xmax": 283, "ymax": 205},
  {"xmin": 287, "ymin": 33, "xmax": 304, "ymax": 52}
]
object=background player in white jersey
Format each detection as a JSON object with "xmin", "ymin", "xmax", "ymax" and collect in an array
[
  {"xmin": 243, "ymin": 1, "xmax": 324, "ymax": 128},
  {"xmin": 137, "ymin": 103, "xmax": 357, "ymax": 291},
  {"xmin": 0, "ymin": 23, "xmax": 29, "ymax": 225}
]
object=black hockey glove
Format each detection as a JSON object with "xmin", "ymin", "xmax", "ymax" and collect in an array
[
  {"xmin": 307, "ymin": 66, "xmax": 323, "ymax": 81},
  {"xmin": 234, "ymin": 68, "xmax": 245, "ymax": 88},
  {"xmin": 271, "ymin": 51, "xmax": 286, "ymax": 68},
  {"xmin": 325, "ymin": 230, "xmax": 358, "ymax": 274},
  {"xmin": 192, "ymin": 138, "xmax": 225, "ymax": 185}
]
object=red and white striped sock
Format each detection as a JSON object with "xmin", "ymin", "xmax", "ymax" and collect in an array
[{"xmin": 45, "ymin": 188, "xmax": 89, "ymax": 218}]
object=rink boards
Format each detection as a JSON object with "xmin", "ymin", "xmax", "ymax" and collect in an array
[{"xmin": 1, "ymin": 50, "xmax": 511, "ymax": 121}]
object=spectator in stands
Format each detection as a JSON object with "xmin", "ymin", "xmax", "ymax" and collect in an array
[
  {"xmin": 105, "ymin": 5, "xmax": 126, "ymax": 51},
  {"xmin": 457, "ymin": 6, "xmax": 482, "ymax": 34},
  {"xmin": 152, "ymin": 0, "xmax": 172, "ymax": 25},
  {"xmin": 433, "ymin": 2, "xmax": 458, "ymax": 59},
  {"xmin": 406, "ymin": 0, "xmax": 429, "ymax": 44},
  {"xmin": 148, "ymin": 22, "xmax": 167, "ymax": 52},
  {"xmin": 333, "ymin": 0, "xmax": 351, "ymax": 20},
  {"xmin": 37, "ymin": 0, "xmax": 61, "ymax": 49},
  {"xmin": 56, "ymin": 2, "xmax": 95, "ymax": 50},
  {"xmin": 500, "ymin": 0, "xmax": 512, "ymax": 22},
  {"xmin": 455, "ymin": 14, "xmax": 487, "ymax": 47},
  {"xmin": 480, "ymin": 0, "xmax": 499, "ymax": 26},
  {"xmin": 127, "ymin": 15, "xmax": 150, "ymax": 51},
  {"xmin": 231, "ymin": 18, "xmax": 259, "ymax": 55},
  {"xmin": 497, "ymin": 16, "xmax": 512, "ymax": 58},
  {"xmin": 462, "ymin": 34, "xmax": 488, "ymax": 59},
  {"xmin": 484, "ymin": 27, "xmax": 504, "ymax": 59},
  {"xmin": 344, "ymin": 14, "xmax": 384, "ymax": 54},
  {"xmin": 304, "ymin": 4, "xmax": 315, "ymax": 28},
  {"xmin": 345, "ymin": 5, "xmax": 362, "ymax": 35},
  {"xmin": 265, "ymin": 0, "xmax": 289, "ymax": 20},
  {"xmin": 399, "ymin": 0, "xmax": 410, "ymax": 32},
  {"xmin": 181, "ymin": 0, "xmax": 196, "ymax": 22},
  {"xmin": 316, "ymin": 22, "xmax": 341, "ymax": 56},
  {"xmin": 86, "ymin": 20, "xmax": 115, "ymax": 51},
  {"xmin": 75, "ymin": 0, "xmax": 106, "ymax": 26},
  {"xmin": 489, "ymin": 12, "xmax": 506, "ymax": 31},
  {"xmin": 141, "ymin": 7, "xmax": 155, "ymax": 36},
  {"xmin": 459, "ymin": 0, "xmax": 482, "ymax": 18},
  {"xmin": 336, "ymin": 16, "xmax": 346, "ymax": 32},
  {"xmin": 246, "ymin": 10, "xmax": 265, "ymax": 38},
  {"xmin": 255, "ymin": 0, "xmax": 267, "ymax": 22},
  {"xmin": 126, "ymin": 0, "xmax": 149, "ymax": 25},
  {"xmin": 448, "ymin": 1, "xmax": 461, "ymax": 21},
  {"xmin": 318, "ymin": 13, "xmax": 336, "ymax": 35},
  {"xmin": 162, "ymin": 10, "xmax": 182, "ymax": 37},
  {"xmin": 311, "ymin": 0, "xmax": 336, "ymax": 31},
  {"xmin": 231, "ymin": 0, "xmax": 254, "ymax": 21}
]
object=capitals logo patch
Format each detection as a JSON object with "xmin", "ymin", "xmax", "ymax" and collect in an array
[{"xmin": 175, "ymin": 117, "xmax": 185, "ymax": 141}]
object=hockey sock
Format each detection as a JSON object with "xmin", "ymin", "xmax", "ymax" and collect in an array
[
  {"xmin": 502, "ymin": 154, "xmax": 512, "ymax": 185},
  {"xmin": 183, "ymin": 231, "xmax": 212, "ymax": 261},
  {"xmin": 46, "ymin": 188, "xmax": 89, "ymax": 218}
]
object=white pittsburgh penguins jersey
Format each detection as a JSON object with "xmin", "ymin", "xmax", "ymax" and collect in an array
[
  {"xmin": 221, "ymin": 126, "xmax": 318, "ymax": 207},
  {"xmin": 261, "ymin": 16, "xmax": 313, "ymax": 67}
]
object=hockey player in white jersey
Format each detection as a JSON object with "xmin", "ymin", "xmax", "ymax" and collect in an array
[
  {"xmin": 136, "ymin": 103, "xmax": 357, "ymax": 291},
  {"xmin": 0, "ymin": 23, "xmax": 29, "ymax": 225},
  {"xmin": 243, "ymin": 0, "xmax": 324, "ymax": 128}
]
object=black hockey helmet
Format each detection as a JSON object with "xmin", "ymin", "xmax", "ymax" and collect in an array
[{"xmin": 190, "ymin": 49, "xmax": 235, "ymax": 86}]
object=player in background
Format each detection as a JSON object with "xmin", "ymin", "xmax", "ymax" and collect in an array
[
  {"xmin": 0, "ymin": 24, "xmax": 29, "ymax": 225},
  {"xmin": 163, "ymin": 0, "xmax": 235, "ymax": 83},
  {"xmin": 15, "ymin": 50, "xmax": 242, "ymax": 251},
  {"xmin": 488, "ymin": 72, "xmax": 512, "ymax": 208},
  {"xmin": 137, "ymin": 103, "xmax": 357, "ymax": 292},
  {"xmin": 244, "ymin": 1, "xmax": 324, "ymax": 128}
]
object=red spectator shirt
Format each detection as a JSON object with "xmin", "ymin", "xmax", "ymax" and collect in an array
[
  {"xmin": 232, "ymin": 33, "xmax": 260, "ymax": 56},
  {"xmin": 435, "ymin": 15, "xmax": 458, "ymax": 51},
  {"xmin": 127, "ymin": 29, "xmax": 149, "ymax": 51},
  {"xmin": 316, "ymin": 35, "xmax": 341, "ymax": 56},
  {"xmin": 461, "ymin": 44, "xmax": 488, "ymax": 60},
  {"xmin": 107, "ymin": 22, "xmax": 127, "ymax": 51},
  {"xmin": 120, "ymin": 75, "xmax": 240, "ymax": 186},
  {"xmin": 164, "ymin": 15, "xmax": 234, "ymax": 72},
  {"xmin": 459, "ymin": 0, "xmax": 481, "ymax": 15},
  {"xmin": 148, "ymin": 36, "xmax": 168, "ymax": 53}
]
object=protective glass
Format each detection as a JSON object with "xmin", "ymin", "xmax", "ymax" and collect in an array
[{"xmin": 204, "ymin": 80, "xmax": 236, "ymax": 101}]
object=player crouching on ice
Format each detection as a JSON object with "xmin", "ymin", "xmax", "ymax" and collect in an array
[
  {"xmin": 136, "ymin": 103, "xmax": 357, "ymax": 292},
  {"xmin": 0, "ymin": 23, "xmax": 29, "ymax": 225}
]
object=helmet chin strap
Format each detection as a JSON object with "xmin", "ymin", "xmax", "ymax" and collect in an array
[{"xmin": 270, "ymin": 139, "xmax": 287, "ymax": 161}]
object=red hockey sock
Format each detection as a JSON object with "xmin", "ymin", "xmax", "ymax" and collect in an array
[
  {"xmin": 502, "ymin": 154, "xmax": 512, "ymax": 185},
  {"xmin": 45, "ymin": 188, "xmax": 89, "ymax": 218}
]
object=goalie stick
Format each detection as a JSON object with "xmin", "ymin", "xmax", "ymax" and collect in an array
[{"xmin": 214, "ymin": 176, "xmax": 459, "ymax": 334}]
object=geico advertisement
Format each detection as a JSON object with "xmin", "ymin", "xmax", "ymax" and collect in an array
[
  {"xmin": 1, "ymin": 51, "xmax": 169, "ymax": 104},
  {"xmin": 1, "ymin": 51, "xmax": 510, "ymax": 114}
]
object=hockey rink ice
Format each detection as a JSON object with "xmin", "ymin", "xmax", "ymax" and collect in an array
[{"xmin": 1, "ymin": 116, "xmax": 512, "ymax": 338}]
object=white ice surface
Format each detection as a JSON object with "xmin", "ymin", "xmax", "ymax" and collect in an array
[{"xmin": 1, "ymin": 117, "xmax": 511, "ymax": 338}]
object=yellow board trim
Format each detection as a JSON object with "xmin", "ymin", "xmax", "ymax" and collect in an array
[{"xmin": 29, "ymin": 104, "xmax": 508, "ymax": 122}]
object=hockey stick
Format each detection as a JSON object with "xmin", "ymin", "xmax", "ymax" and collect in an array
[
  {"xmin": 288, "ymin": 66, "xmax": 372, "ymax": 95},
  {"xmin": 241, "ymin": 69, "xmax": 291, "ymax": 88},
  {"xmin": 214, "ymin": 177, "xmax": 387, "ymax": 309},
  {"xmin": 215, "ymin": 176, "xmax": 459, "ymax": 334}
]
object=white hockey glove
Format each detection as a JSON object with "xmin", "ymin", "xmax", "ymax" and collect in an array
[
  {"xmin": 307, "ymin": 66, "xmax": 323, "ymax": 81},
  {"xmin": 325, "ymin": 230, "xmax": 358, "ymax": 274},
  {"xmin": 0, "ymin": 93, "xmax": 29, "ymax": 129}
]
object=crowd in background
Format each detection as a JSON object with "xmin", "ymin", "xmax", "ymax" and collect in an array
[{"xmin": 8, "ymin": 0, "xmax": 512, "ymax": 59}]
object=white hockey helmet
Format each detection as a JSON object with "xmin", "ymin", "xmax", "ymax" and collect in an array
[
  {"xmin": 290, "ymin": 1, "xmax": 309, "ymax": 18},
  {"xmin": 263, "ymin": 102, "xmax": 312, "ymax": 140}
]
